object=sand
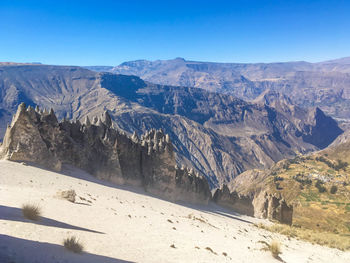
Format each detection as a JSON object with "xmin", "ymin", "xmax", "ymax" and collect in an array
[{"xmin": 0, "ymin": 160, "xmax": 349, "ymax": 263}]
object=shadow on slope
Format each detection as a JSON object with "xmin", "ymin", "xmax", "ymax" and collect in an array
[
  {"xmin": 176, "ymin": 201, "xmax": 254, "ymax": 225},
  {"xmin": 0, "ymin": 205, "xmax": 105, "ymax": 234},
  {"xmin": 10, "ymin": 161, "xmax": 255, "ymax": 226},
  {"xmin": 61, "ymin": 165, "xmax": 255, "ymax": 224},
  {"xmin": 0, "ymin": 234, "xmax": 133, "ymax": 263}
]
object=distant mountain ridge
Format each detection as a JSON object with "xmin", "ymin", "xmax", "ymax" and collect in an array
[{"xmin": 89, "ymin": 57, "xmax": 350, "ymax": 128}]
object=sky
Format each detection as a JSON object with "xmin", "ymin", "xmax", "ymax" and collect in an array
[{"xmin": 0, "ymin": 0, "xmax": 349, "ymax": 66}]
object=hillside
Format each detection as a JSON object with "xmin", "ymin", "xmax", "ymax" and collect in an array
[
  {"xmin": 227, "ymin": 138, "xmax": 350, "ymax": 238},
  {"xmin": 0, "ymin": 64, "xmax": 342, "ymax": 188},
  {"xmin": 1, "ymin": 160, "xmax": 349, "ymax": 262}
]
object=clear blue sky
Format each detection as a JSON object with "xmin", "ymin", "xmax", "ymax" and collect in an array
[{"xmin": 1, "ymin": 0, "xmax": 349, "ymax": 65}]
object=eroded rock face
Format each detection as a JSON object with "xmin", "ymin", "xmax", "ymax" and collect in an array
[
  {"xmin": 0, "ymin": 103, "xmax": 211, "ymax": 204},
  {"xmin": 175, "ymin": 166, "xmax": 212, "ymax": 204},
  {"xmin": 0, "ymin": 104, "xmax": 62, "ymax": 171},
  {"xmin": 213, "ymin": 185, "xmax": 293, "ymax": 225}
]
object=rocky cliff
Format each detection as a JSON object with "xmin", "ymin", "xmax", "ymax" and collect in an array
[
  {"xmin": 0, "ymin": 103, "xmax": 211, "ymax": 204},
  {"xmin": 213, "ymin": 185, "xmax": 293, "ymax": 225}
]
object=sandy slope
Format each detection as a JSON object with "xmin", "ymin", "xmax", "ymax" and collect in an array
[{"xmin": 0, "ymin": 160, "xmax": 349, "ymax": 263}]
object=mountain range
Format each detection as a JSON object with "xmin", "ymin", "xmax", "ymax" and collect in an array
[
  {"xmin": 88, "ymin": 57, "xmax": 350, "ymax": 129},
  {"xmin": 0, "ymin": 63, "xmax": 344, "ymax": 188}
]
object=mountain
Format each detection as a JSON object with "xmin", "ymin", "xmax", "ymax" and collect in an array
[
  {"xmin": 320, "ymin": 56, "xmax": 350, "ymax": 65},
  {"xmin": 0, "ymin": 64, "xmax": 342, "ymax": 188},
  {"xmin": 103, "ymin": 57, "xmax": 350, "ymax": 128},
  {"xmin": 84, "ymin": 66, "xmax": 114, "ymax": 72}
]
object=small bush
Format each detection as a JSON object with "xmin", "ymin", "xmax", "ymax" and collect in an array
[
  {"xmin": 315, "ymin": 156, "xmax": 334, "ymax": 168},
  {"xmin": 334, "ymin": 160, "xmax": 348, "ymax": 171},
  {"xmin": 63, "ymin": 236, "xmax": 84, "ymax": 253},
  {"xmin": 330, "ymin": 185, "xmax": 338, "ymax": 194},
  {"xmin": 315, "ymin": 180, "xmax": 327, "ymax": 193},
  {"xmin": 283, "ymin": 163, "xmax": 290, "ymax": 170},
  {"xmin": 293, "ymin": 173, "xmax": 312, "ymax": 186},
  {"xmin": 274, "ymin": 176, "xmax": 284, "ymax": 182},
  {"xmin": 22, "ymin": 204, "xmax": 41, "ymax": 221},
  {"xmin": 269, "ymin": 240, "xmax": 281, "ymax": 258}
]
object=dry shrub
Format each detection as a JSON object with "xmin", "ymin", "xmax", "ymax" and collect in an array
[
  {"xmin": 22, "ymin": 204, "xmax": 41, "ymax": 221},
  {"xmin": 269, "ymin": 240, "xmax": 281, "ymax": 258},
  {"xmin": 63, "ymin": 236, "xmax": 84, "ymax": 253}
]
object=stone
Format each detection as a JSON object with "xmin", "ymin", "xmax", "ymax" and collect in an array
[{"xmin": 60, "ymin": 189, "xmax": 76, "ymax": 203}]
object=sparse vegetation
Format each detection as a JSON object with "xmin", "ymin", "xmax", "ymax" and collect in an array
[
  {"xmin": 334, "ymin": 159, "xmax": 348, "ymax": 171},
  {"xmin": 315, "ymin": 156, "xmax": 348, "ymax": 171},
  {"xmin": 22, "ymin": 203, "xmax": 41, "ymax": 221},
  {"xmin": 316, "ymin": 156, "xmax": 334, "ymax": 168},
  {"xmin": 250, "ymin": 152, "xmax": 350, "ymax": 235},
  {"xmin": 63, "ymin": 236, "xmax": 84, "ymax": 253},
  {"xmin": 293, "ymin": 173, "xmax": 312, "ymax": 186},
  {"xmin": 256, "ymin": 223, "xmax": 350, "ymax": 251}
]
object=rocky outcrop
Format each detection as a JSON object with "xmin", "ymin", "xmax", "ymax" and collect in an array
[
  {"xmin": 213, "ymin": 185, "xmax": 293, "ymax": 225},
  {"xmin": 0, "ymin": 103, "xmax": 211, "ymax": 204},
  {"xmin": 0, "ymin": 104, "xmax": 62, "ymax": 171}
]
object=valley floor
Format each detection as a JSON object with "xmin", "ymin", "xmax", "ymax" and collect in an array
[{"xmin": 0, "ymin": 160, "xmax": 349, "ymax": 263}]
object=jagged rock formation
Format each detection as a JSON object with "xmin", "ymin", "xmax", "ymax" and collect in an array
[
  {"xmin": 0, "ymin": 103, "xmax": 211, "ymax": 204},
  {"xmin": 213, "ymin": 185, "xmax": 293, "ymax": 225},
  {"xmin": 0, "ymin": 103, "xmax": 297, "ymax": 224}
]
